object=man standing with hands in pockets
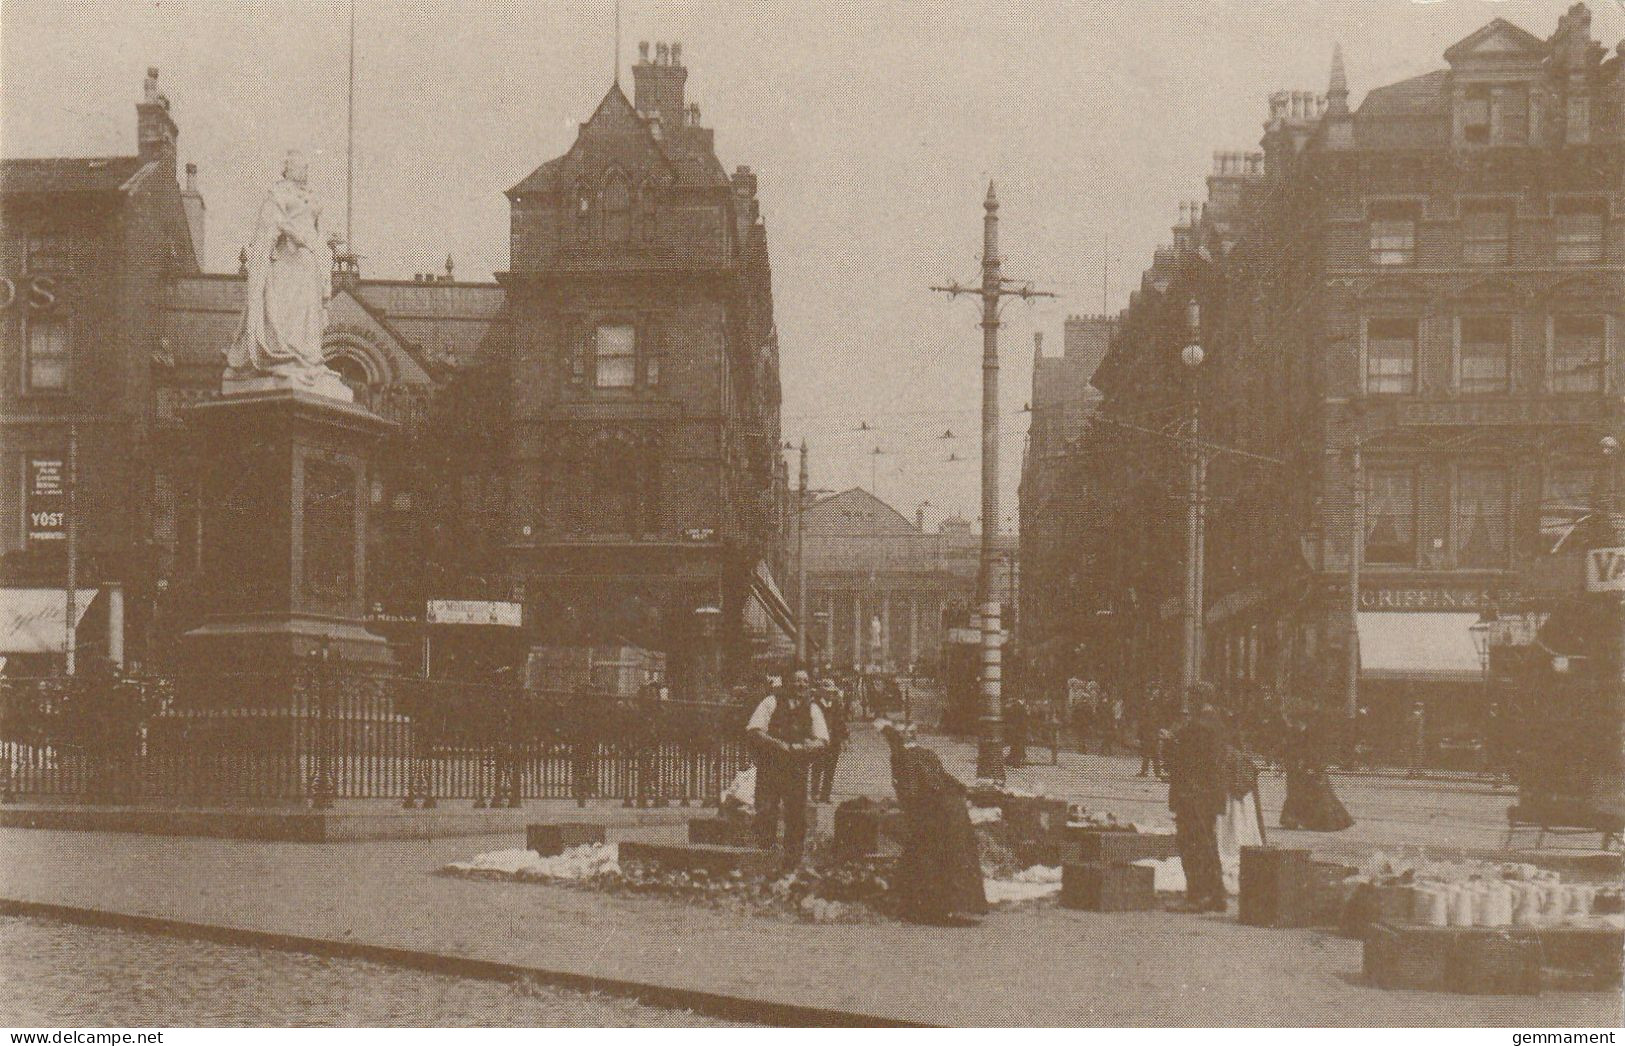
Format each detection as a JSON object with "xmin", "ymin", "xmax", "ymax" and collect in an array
[{"xmin": 747, "ymin": 670, "xmax": 828, "ymax": 867}]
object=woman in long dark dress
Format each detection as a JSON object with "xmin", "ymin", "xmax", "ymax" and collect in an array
[
  {"xmin": 1278, "ymin": 717, "xmax": 1354, "ymax": 832},
  {"xmin": 879, "ymin": 721, "xmax": 988, "ymax": 925}
]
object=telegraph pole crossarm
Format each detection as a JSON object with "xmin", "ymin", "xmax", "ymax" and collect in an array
[{"xmin": 930, "ymin": 182, "xmax": 1055, "ymax": 782}]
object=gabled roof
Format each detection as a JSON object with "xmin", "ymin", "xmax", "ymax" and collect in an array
[
  {"xmin": 1, "ymin": 155, "xmax": 149, "ymax": 196},
  {"xmin": 329, "ymin": 286, "xmax": 443, "ymax": 382},
  {"xmin": 1443, "ymin": 17, "xmax": 1547, "ymax": 62},
  {"xmin": 1357, "ymin": 69, "xmax": 1449, "ymax": 118},
  {"xmin": 506, "ymin": 82, "xmax": 735, "ymax": 197},
  {"xmin": 508, "ymin": 85, "xmax": 680, "ymax": 197}
]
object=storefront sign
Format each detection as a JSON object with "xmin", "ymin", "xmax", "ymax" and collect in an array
[
  {"xmin": 26, "ymin": 457, "xmax": 66, "ymax": 546},
  {"xmin": 0, "ymin": 275, "xmax": 60, "ymax": 311},
  {"xmin": 1357, "ymin": 587, "xmax": 1508, "ymax": 612},
  {"xmin": 1585, "ymin": 547, "xmax": 1625, "ymax": 593},
  {"xmin": 1399, "ymin": 399, "xmax": 1595, "ymax": 428},
  {"xmin": 426, "ymin": 599, "xmax": 522, "ymax": 627}
]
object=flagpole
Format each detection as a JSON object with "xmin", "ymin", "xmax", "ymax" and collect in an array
[{"xmin": 346, "ymin": 0, "xmax": 356, "ymax": 251}]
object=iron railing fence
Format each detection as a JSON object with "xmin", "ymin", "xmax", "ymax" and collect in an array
[{"xmin": 0, "ymin": 667, "xmax": 750, "ymax": 807}]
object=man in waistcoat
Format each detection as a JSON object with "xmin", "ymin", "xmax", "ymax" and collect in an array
[{"xmin": 746, "ymin": 670, "xmax": 828, "ymax": 865}]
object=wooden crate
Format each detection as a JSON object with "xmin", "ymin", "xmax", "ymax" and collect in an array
[
  {"xmin": 1446, "ymin": 932, "xmax": 1542, "ymax": 995},
  {"xmin": 526, "ymin": 822, "xmax": 607, "ymax": 857},
  {"xmin": 1069, "ymin": 827, "xmax": 1178, "ymax": 864},
  {"xmin": 1238, "ymin": 846, "xmax": 1316, "ymax": 927},
  {"xmin": 1364, "ymin": 924, "xmax": 1454, "ymax": 990},
  {"xmin": 834, "ymin": 804, "xmax": 904, "ymax": 856},
  {"xmin": 688, "ymin": 817, "xmax": 755, "ymax": 846},
  {"xmin": 1061, "ymin": 861, "xmax": 1156, "ymax": 912},
  {"xmin": 1364, "ymin": 925, "xmax": 1621, "ymax": 994},
  {"xmin": 617, "ymin": 841, "xmax": 781, "ymax": 878}
]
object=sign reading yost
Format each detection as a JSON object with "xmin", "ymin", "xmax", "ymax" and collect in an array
[
  {"xmin": 425, "ymin": 600, "xmax": 523, "ymax": 627},
  {"xmin": 1585, "ymin": 547, "xmax": 1625, "ymax": 593},
  {"xmin": 26, "ymin": 457, "xmax": 66, "ymax": 546}
]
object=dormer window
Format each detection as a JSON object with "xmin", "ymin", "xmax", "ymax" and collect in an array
[{"xmin": 1459, "ymin": 83, "xmax": 1530, "ymax": 147}]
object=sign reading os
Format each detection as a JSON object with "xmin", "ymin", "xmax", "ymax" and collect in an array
[
  {"xmin": 1585, "ymin": 547, "xmax": 1625, "ymax": 593},
  {"xmin": 0, "ymin": 275, "xmax": 60, "ymax": 312},
  {"xmin": 26, "ymin": 457, "xmax": 66, "ymax": 546},
  {"xmin": 425, "ymin": 600, "xmax": 523, "ymax": 628}
]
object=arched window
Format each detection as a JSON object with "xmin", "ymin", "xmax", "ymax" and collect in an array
[
  {"xmin": 573, "ymin": 182, "xmax": 592, "ymax": 244},
  {"xmin": 603, "ymin": 174, "xmax": 631, "ymax": 245},
  {"xmin": 639, "ymin": 181, "xmax": 659, "ymax": 243},
  {"xmin": 325, "ymin": 350, "xmax": 375, "ymax": 407}
]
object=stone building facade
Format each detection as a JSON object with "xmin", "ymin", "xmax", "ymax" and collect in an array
[
  {"xmin": 799, "ymin": 487, "xmax": 1015, "ymax": 672},
  {"xmin": 1050, "ymin": 6, "xmax": 1622, "ymax": 737}
]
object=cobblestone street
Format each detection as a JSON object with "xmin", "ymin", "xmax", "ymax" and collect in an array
[{"xmin": 0, "ymin": 916, "xmax": 743, "ymax": 1027}]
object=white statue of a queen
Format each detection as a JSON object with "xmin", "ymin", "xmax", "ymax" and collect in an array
[{"xmin": 225, "ymin": 150, "xmax": 349, "ymax": 400}]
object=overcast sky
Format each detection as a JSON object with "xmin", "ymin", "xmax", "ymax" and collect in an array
[{"xmin": 3, "ymin": 0, "xmax": 1614, "ymax": 528}]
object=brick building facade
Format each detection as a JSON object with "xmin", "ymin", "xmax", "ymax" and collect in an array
[
  {"xmin": 0, "ymin": 69, "xmax": 202, "ymax": 671},
  {"xmin": 2, "ymin": 47, "xmax": 791, "ymax": 692},
  {"xmin": 1017, "ymin": 316, "xmax": 1115, "ymax": 689}
]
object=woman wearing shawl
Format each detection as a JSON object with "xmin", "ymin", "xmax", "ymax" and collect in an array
[
  {"xmin": 878, "ymin": 720, "xmax": 988, "ymax": 925},
  {"xmin": 1278, "ymin": 715, "xmax": 1354, "ymax": 832}
]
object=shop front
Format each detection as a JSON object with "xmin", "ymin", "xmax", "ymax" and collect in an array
[{"xmin": 1338, "ymin": 582, "xmax": 1516, "ymax": 767}]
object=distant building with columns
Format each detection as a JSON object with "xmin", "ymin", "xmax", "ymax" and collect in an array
[{"xmin": 797, "ymin": 488, "xmax": 1016, "ymax": 672}]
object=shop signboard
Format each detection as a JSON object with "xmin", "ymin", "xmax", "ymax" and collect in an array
[
  {"xmin": 26, "ymin": 457, "xmax": 65, "ymax": 547},
  {"xmin": 425, "ymin": 599, "xmax": 522, "ymax": 627},
  {"xmin": 1584, "ymin": 547, "xmax": 1625, "ymax": 593}
]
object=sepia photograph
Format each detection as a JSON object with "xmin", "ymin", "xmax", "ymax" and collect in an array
[{"xmin": 0, "ymin": 0, "xmax": 1621, "ymax": 1033}]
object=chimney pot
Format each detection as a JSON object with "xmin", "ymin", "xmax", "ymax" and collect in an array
[
  {"xmin": 670, "ymin": 41, "xmax": 682, "ymax": 65},
  {"xmin": 656, "ymin": 42, "xmax": 668, "ymax": 64},
  {"xmin": 638, "ymin": 41, "xmax": 649, "ymax": 61}
]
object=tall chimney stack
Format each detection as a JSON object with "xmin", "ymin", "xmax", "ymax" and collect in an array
[
  {"xmin": 136, "ymin": 67, "xmax": 178, "ymax": 171},
  {"xmin": 631, "ymin": 40, "xmax": 688, "ymax": 123},
  {"xmin": 180, "ymin": 162, "xmax": 205, "ymax": 267}
]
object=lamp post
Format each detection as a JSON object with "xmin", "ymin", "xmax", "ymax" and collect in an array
[
  {"xmin": 1179, "ymin": 302, "xmax": 1206, "ymax": 710},
  {"xmin": 1468, "ymin": 613, "xmax": 1493, "ymax": 693},
  {"xmin": 1346, "ymin": 433, "xmax": 1364, "ymax": 719},
  {"xmin": 795, "ymin": 440, "xmax": 809, "ymax": 668}
]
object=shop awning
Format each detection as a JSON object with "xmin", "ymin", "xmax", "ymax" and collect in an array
[
  {"xmin": 745, "ymin": 562, "xmax": 797, "ymax": 655},
  {"xmin": 1357, "ymin": 611, "xmax": 1482, "ymax": 683},
  {"xmin": 0, "ymin": 589, "xmax": 98, "ymax": 654}
]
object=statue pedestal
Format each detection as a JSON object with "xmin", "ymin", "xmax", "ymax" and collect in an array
[
  {"xmin": 222, "ymin": 368, "xmax": 354, "ymax": 404},
  {"xmin": 181, "ymin": 387, "xmax": 393, "ymax": 669},
  {"xmin": 164, "ymin": 388, "xmax": 395, "ymax": 803}
]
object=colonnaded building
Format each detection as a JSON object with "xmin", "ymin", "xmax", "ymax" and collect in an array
[{"xmin": 1, "ymin": 45, "xmax": 795, "ymax": 693}]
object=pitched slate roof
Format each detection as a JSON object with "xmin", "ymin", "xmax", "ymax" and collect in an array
[
  {"xmin": 337, "ymin": 286, "xmax": 446, "ymax": 380},
  {"xmin": 1357, "ymin": 69, "xmax": 1449, "ymax": 119},
  {"xmin": 1, "ymin": 155, "xmax": 149, "ymax": 196}
]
